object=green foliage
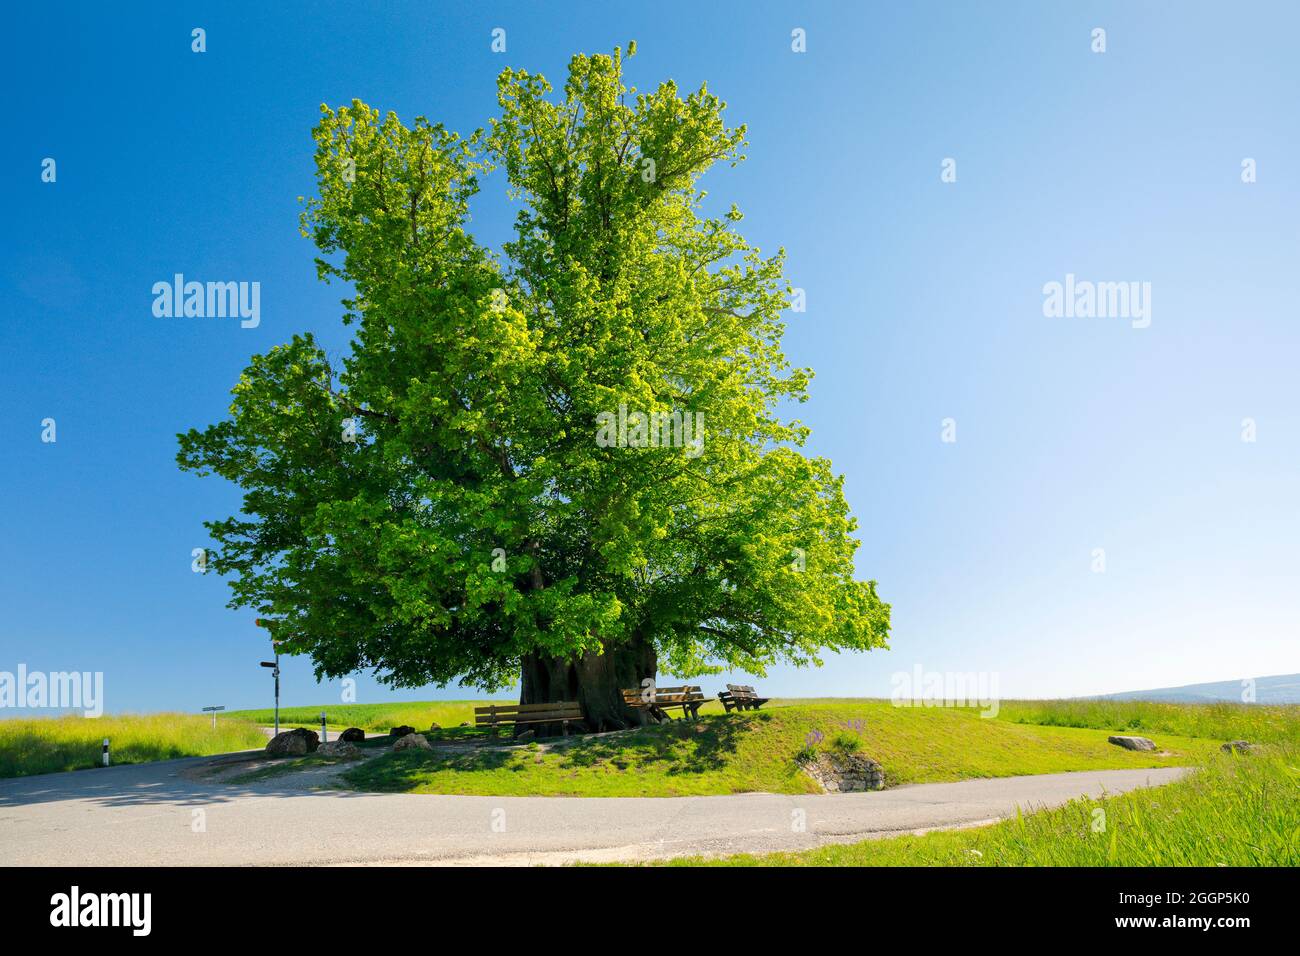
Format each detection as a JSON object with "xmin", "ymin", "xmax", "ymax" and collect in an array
[
  {"xmin": 829, "ymin": 731, "xmax": 862, "ymax": 753},
  {"xmin": 793, "ymin": 743, "xmax": 818, "ymax": 765},
  {"xmin": 177, "ymin": 47, "xmax": 889, "ymax": 695},
  {"xmin": 0, "ymin": 714, "xmax": 268, "ymax": 778}
]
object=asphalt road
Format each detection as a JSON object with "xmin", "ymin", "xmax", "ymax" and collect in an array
[{"xmin": 0, "ymin": 758, "xmax": 1190, "ymax": 866}]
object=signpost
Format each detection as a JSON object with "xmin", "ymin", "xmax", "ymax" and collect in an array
[
  {"xmin": 260, "ymin": 658, "xmax": 279, "ymax": 735},
  {"xmin": 256, "ymin": 618, "xmax": 280, "ymax": 736},
  {"xmin": 202, "ymin": 705, "xmax": 225, "ymax": 730}
]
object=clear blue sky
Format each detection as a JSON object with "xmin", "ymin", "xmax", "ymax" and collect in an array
[{"xmin": 4, "ymin": 1, "xmax": 1297, "ymax": 715}]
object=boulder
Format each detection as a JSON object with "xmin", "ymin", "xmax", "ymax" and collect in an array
[
  {"xmin": 265, "ymin": 727, "xmax": 319, "ymax": 757},
  {"xmin": 1108, "ymin": 735, "xmax": 1157, "ymax": 751},
  {"xmin": 459, "ymin": 721, "xmax": 470, "ymax": 727},
  {"xmin": 393, "ymin": 733, "xmax": 432, "ymax": 752},
  {"xmin": 390, "ymin": 725, "xmax": 415, "ymax": 739},
  {"xmin": 1221, "ymin": 740, "xmax": 1258, "ymax": 754},
  {"xmin": 339, "ymin": 727, "xmax": 366, "ymax": 743},
  {"xmin": 428, "ymin": 722, "xmax": 441, "ymax": 732},
  {"xmin": 317, "ymin": 740, "xmax": 362, "ymax": 759}
]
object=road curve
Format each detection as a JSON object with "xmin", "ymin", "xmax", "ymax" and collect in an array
[{"xmin": 0, "ymin": 759, "xmax": 1191, "ymax": 866}]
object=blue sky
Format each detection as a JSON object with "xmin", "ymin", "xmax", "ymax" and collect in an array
[{"xmin": 3, "ymin": 1, "xmax": 1297, "ymax": 715}]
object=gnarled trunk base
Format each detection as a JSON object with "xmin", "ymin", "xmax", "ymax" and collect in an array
[{"xmin": 519, "ymin": 637, "xmax": 656, "ymax": 734}]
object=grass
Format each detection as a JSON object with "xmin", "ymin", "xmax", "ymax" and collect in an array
[
  {"xmin": 0, "ymin": 713, "xmax": 269, "ymax": 778},
  {"xmin": 655, "ymin": 746, "xmax": 1300, "ymax": 866},
  {"xmin": 339, "ymin": 700, "xmax": 1218, "ymax": 797},
  {"xmin": 220, "ymin": 699, "xmax": 511, "ymax": 735},
  {"xmin": 997, "ymin": 698, "xmax": 1299, "ymax": 744}
]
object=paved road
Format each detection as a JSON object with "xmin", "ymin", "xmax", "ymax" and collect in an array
[{"xmin": 0, "ymin": 761, "xmax": 1190, "ymax": 866}]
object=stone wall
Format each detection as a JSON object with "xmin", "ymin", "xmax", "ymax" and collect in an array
[{"xmin": 801, "ymin": 751, "xmax": 885, "ymax": 792}]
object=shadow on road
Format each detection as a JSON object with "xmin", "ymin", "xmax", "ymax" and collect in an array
[{"xmin": 0, "ymin": 751, "xmax": 381, "ymax": 809}]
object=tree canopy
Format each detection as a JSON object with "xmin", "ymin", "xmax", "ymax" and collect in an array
[{"xmin": 177, "ymin": 45, "xmax": 890, "ymax": 726}]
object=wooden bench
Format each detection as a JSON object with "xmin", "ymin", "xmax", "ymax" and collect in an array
[
  {"xmin": 621, "ymin": 685, "xmax": 708, "ymax": 721},
  {"xmin": 474, "ymin": 701, "xmax": 583, "ymax": 737},
  {"xmin": 718, "ymin": 684, "xmax": 770, "ymax": 713}
]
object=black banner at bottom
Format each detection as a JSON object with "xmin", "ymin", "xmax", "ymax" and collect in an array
[{"xmin": 0, "ymin": 865, "xmax": 1278, "ymax": 941}]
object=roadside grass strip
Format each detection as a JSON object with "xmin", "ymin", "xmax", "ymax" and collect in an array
[
  {"xmin": 0, "ymin": 713, "xmax": 269, "ymax": 778},
  {"xmin": 651, "ymin": 745, "xmax": 1300, "ymax": 866}
]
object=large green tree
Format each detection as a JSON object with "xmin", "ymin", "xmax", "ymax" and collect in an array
[{"xmin": 178, "ymin": 46, "xmax": 890, "ymax": 730}]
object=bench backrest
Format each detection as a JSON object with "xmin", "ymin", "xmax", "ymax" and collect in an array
[
  {"xmin": 622, "ymin": 685, "xmax": 705, "ymax": 704},
  {"xmin": 474, "ymin": 701, "xmax": 582, "ymax": 725},
  {"xmin": 726, "ymin": 684, "xmax": 759, "ymax": 699}
]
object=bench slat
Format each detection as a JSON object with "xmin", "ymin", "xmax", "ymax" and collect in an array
[
  {"xmin": 474, "ymin": 702, "xmax": 583, "ymax": 714},
  {"xmin": 474, "ymin": 712, "xmax": 579, "ymax": 721},
  {"xmin": 475, "ymin": 710, "xmax": 580, "ymax": 721},
  {"xmin": 475, "ymin": 700, "xmax": 582, "ymax": 728},
  {"xmin": 621, "ymin": 686, "xmax": 705, "ymax": 703}
]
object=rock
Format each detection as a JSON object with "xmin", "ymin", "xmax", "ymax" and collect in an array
[
  {"xmin": 339, "ymin": 727, "xmax": 366, "ymax": 743},
  {"xmin": 459, "ymin": 721, "xmax": 470, "ymax": 727},
  {"xmin": 428, "ymin": 722, "xmax": 441, "ymax": 732},
  {"xmin": 1108, "ymin": 735, "xmax": 1157, "ymax": 751},
  {"xmin": 801, "ymin": 751, "xmax": 885, "ymax": 793},
  {"xmin": 316, "ymin": 740, "xmax": 362, "ymax": 759},
  {"xmin": 393, "ymin": 733, "xmax": 432, "ymax": 752},
  {"xmin": 265, "ymin": 727, "xmax": 319, "ymax": 757},
  {"xmin": 390, "ymin": 725, "xmax": 415, "ymax": 739},
  {"xmin": 1221, "ymin": 740, "xmax": 1258, "ymax": 754}
]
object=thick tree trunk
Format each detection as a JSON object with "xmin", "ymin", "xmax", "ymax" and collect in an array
[{"xmin": 519, "ymin": 635, "xmax": 656, "ymax": 734}]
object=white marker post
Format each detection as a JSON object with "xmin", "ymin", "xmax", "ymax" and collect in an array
[
  {"xmin": 202, "ymin": 705, "xmax": 225, "ymax": 730},
  {"xmin": 319, "ymin": 711, "xmax": 327, "ymax": 744},
  {"xmin": 102, "ymin": 739, "xmax": 110, "ymax": 767}
]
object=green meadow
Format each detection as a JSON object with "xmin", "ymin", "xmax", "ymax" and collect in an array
[
  {"xmin": 0, "ymin": 713, "xmax": 269, "ymax": 778},
  {"xmin": 220, "ymin": 699, "xmax": 510, "ymax": 735},
  {"xmin": 997, "ymin": 698, "xmax": 1299, "ymax": 744}
]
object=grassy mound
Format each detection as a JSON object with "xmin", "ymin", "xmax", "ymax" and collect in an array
[
  {"xmin": 0, "ymin": 713, "xmax": 269, "ymax": 778},
  {"xmin": 340, "ymin": 701, "xmax": 1216, "ymax": 797},
  {"xmin": 661, "ymin": 745, "xmax": 1300, "ymax": 866}
]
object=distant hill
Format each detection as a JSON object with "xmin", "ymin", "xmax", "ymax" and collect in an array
[{"xmin": 1097, "ymin": 674, "xmax": 1300, "ymax": 705}]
